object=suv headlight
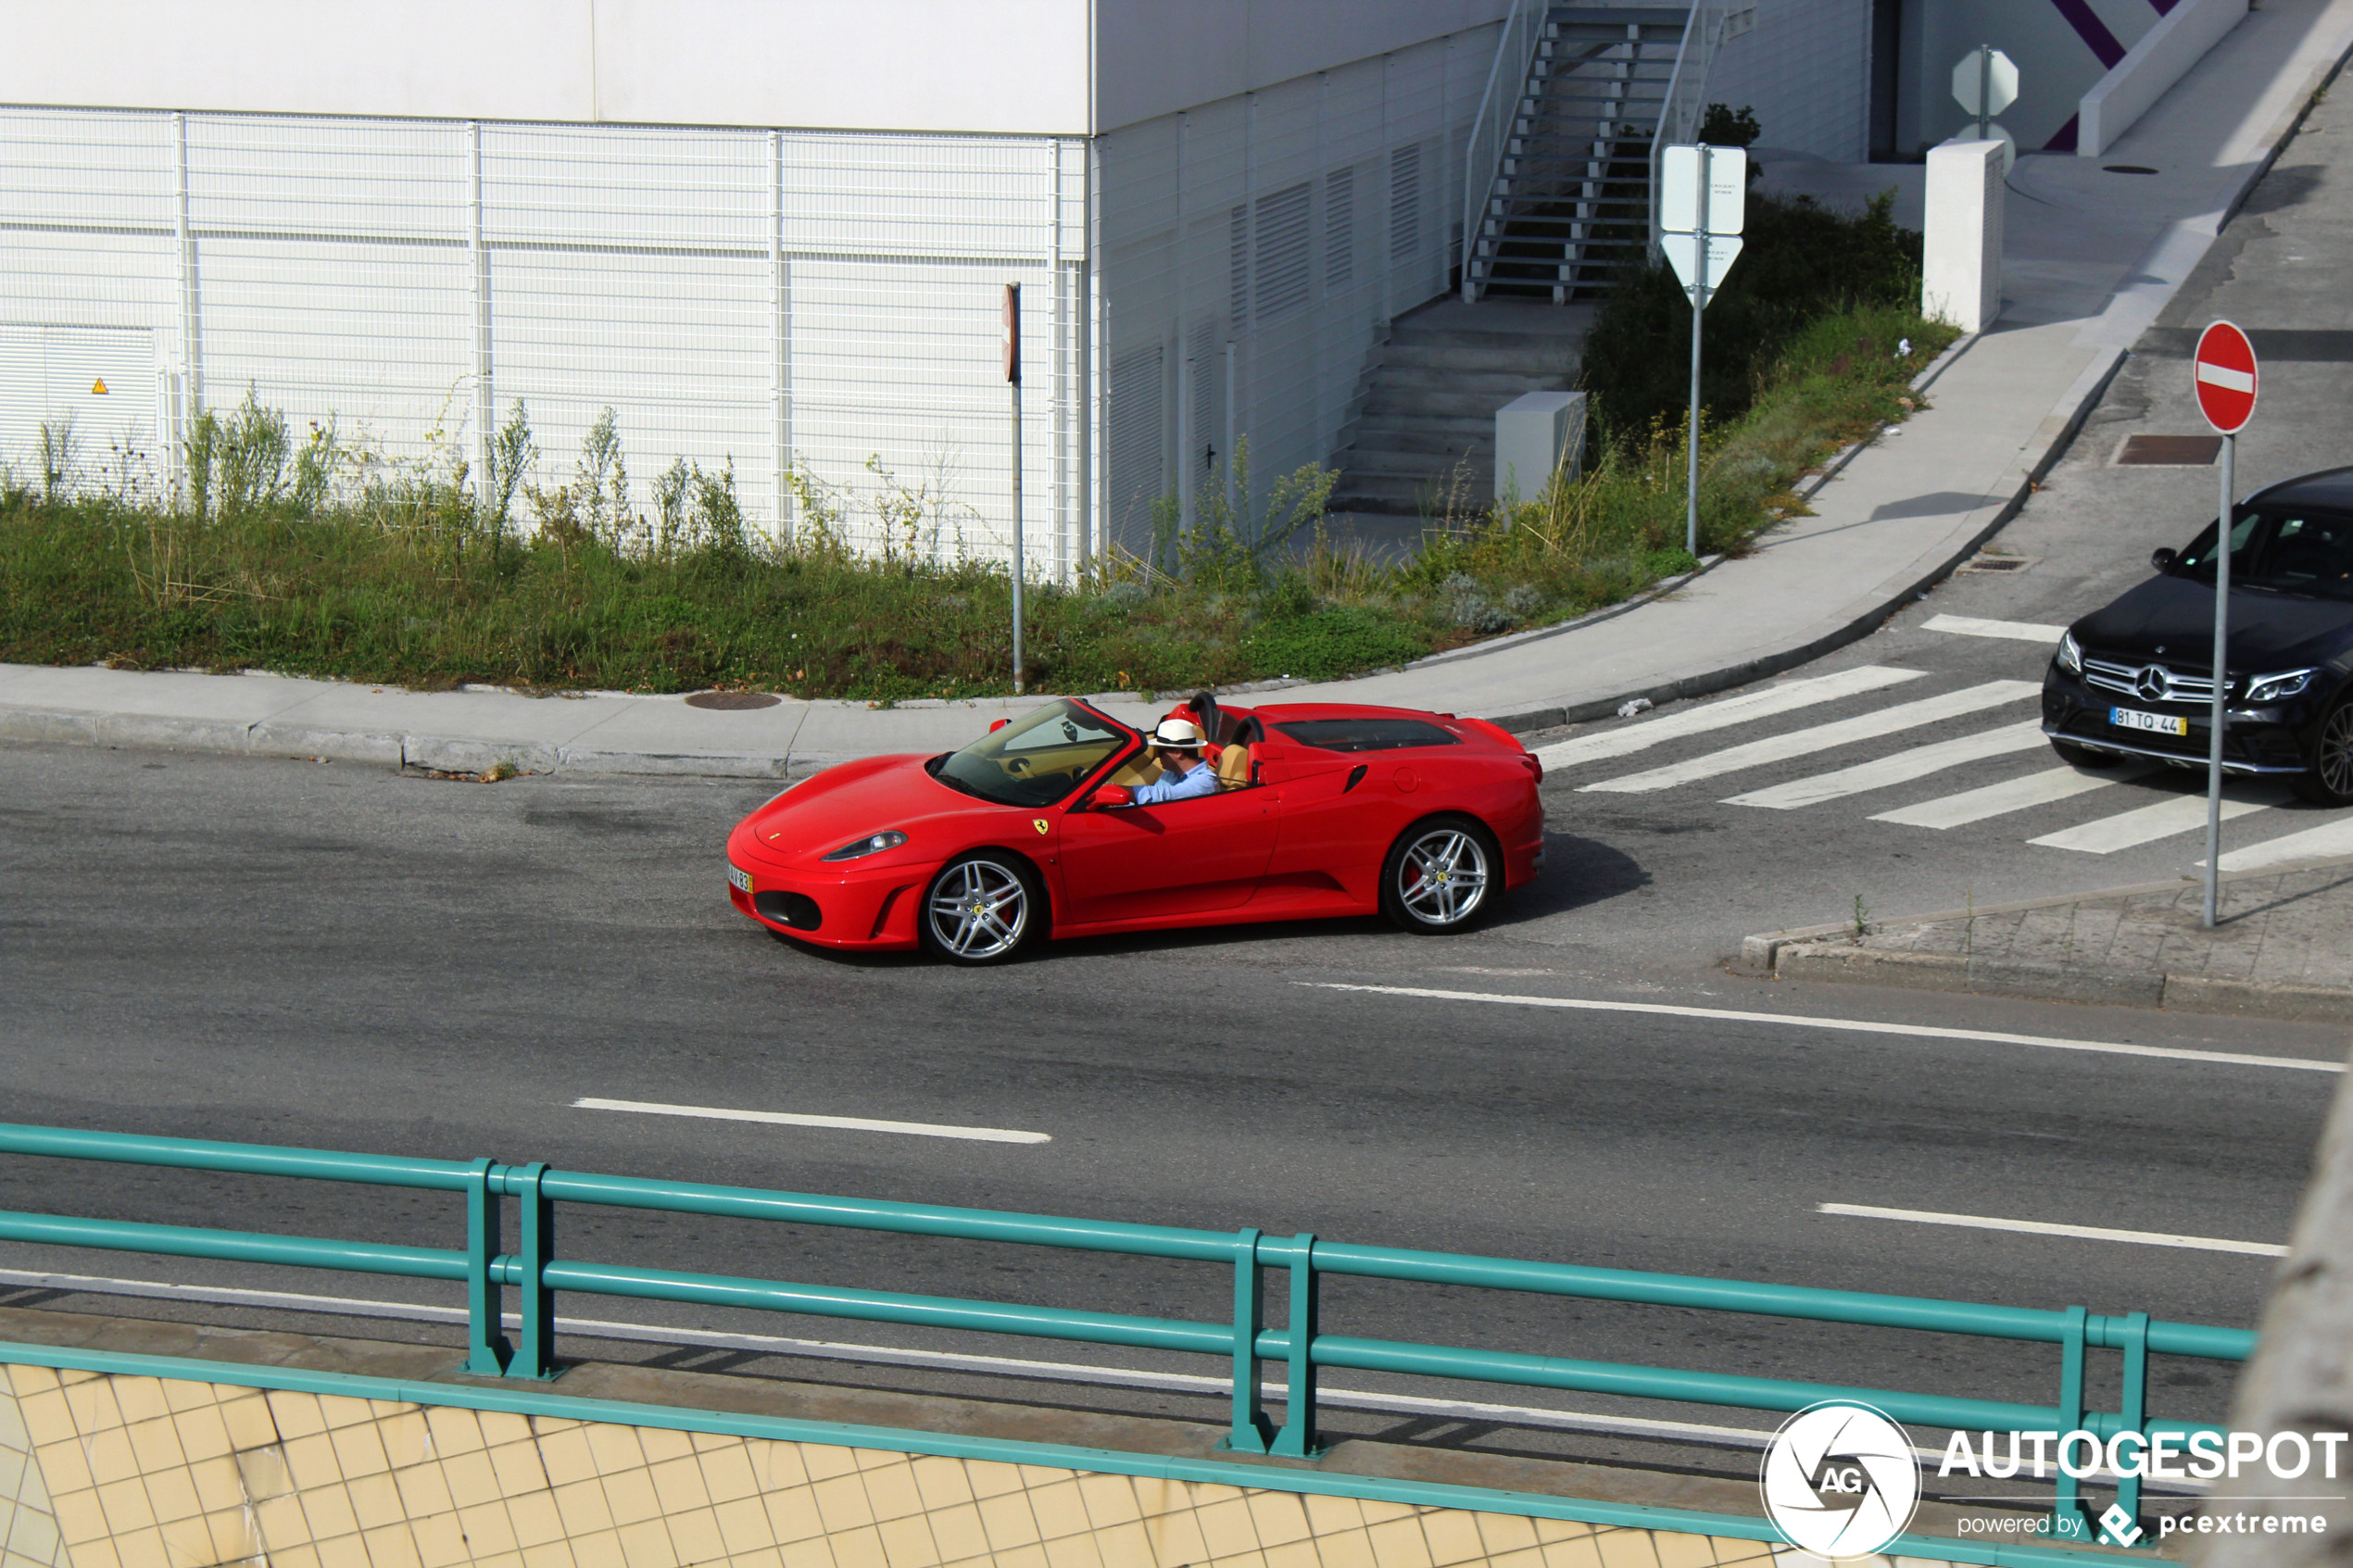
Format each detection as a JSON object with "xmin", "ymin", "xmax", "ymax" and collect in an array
[
  {"xmin": 822, "ymin": 831, "xmax": 909, "ymax": 861},
  {"xmin": 2244, "ymin": 668, "xmax": 2317, "ymax": 704},
  {"xmin": 2056, "ymin": 630, "xmax": 2083, "ymax": 676}
]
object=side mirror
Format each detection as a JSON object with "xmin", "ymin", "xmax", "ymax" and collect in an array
[
  {"xmin": 2151, "ymin": 547, "xmax": 2179, "ymax": 575},
  {"xmin": 988, "ymin": 719, "xmax": 1010, "ymax": 733},
  {"xmin": 1092, "ymin": 785, "xmax": 1132, "ymax": 809}
]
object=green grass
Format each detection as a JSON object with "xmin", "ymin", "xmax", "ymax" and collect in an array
[{"xmin": 1, "ymin": 220, "xmax": 1956, "ymax": 701}]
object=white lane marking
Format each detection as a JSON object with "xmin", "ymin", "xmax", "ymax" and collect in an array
[
  {"xmin": 2196, "ymin": 361, "xmax": 2256, "ymax": 394},
  {"xmin": 0, "ymin": 1266, "xmax": 1826, "ymax": 1461},
  {"xmin": 1818, "ymin": 1203, "xmax": 2286, "ymax": 1258},
  {"xmin": 1580, "ymin": 681, "xmax": 2042, "ymax": 794},
  {"xmin": 1723, "ymin": 720, "xmax": 2046, "ymax": 809},
  {"xmin": 2029, "ymin": 791, "xmax": 2274, "ymax": 853},
  {"xmin": 573, "ymin": 1098, "xmax": 1051, "ymax": 1145},
  {"xmin": 1870, "ymin": 763, "xmax": 2140, "ymax": 829},
  {"xmin": 1921, "ymin": 613, "xmax": 2068, "ymax": 643},
  {"xmin": 2209, "ymin": 815, "xmax": 2353, "ymax": 872},
  {"xmin": 1531, "ymin": 667, "xmax": 1925, "ymax": 771},
  {"xmin": 1300, "ymin": 983, "xmax": 2344, "ymax": 1073}
]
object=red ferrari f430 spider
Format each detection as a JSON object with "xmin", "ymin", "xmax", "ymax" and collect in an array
[{"xmin": 725, "ymin": 693, "xmax": 1545, "ymax": 964}]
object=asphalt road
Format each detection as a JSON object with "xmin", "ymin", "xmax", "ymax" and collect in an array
[{"xmin": 5, "ymin": 67, "xmax": 2352, "ymax": 1509}]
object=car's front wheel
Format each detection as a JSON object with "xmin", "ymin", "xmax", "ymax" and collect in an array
[
  {"xmin": 1379, "ymin": 816, "xmax": 1500, "ymax": 935},
  {"xmin": 2294, "ymin": 696, "xmax": 2353, "ymax": 806},
  {"xmin": 919, "ymin": 851, "xmax": 1042, "ymax": 965}
]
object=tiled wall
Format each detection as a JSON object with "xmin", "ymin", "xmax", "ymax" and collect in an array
[{"xmin": 0, "ymin": 1361, "xmax": 1907, "ymax": 1568}]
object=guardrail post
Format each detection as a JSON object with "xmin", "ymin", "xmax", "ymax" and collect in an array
[
  {"xmin": 509, "ymin": 1162, "xmax": 557, "ymax": 1381},
  {"xmin": 1270, "ymin": 1233, "xmax": 1321, "ymax": 1458},
  {"xmin": 461, "ymin": 1159, "xmax": 510, "ymax": 1376},
  {"xmin": 2114, "ymin": 1311, "xmax": 2150, "ymax": 1536},
  {"xmin": 2054, "ymin": 1305, "xmax": 2090, "ymax": 1542},
  {"xmin": 1220, "ymin": 1227, "xmax": 1272, "ymax": 1453}
]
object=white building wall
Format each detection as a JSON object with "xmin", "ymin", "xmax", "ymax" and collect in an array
[
  {"xmin": 1703, "ymin": 0, "xmax": 1874, "ymax": 162},
  {"xmin": 0, "ymin": 107, "xmax": 1090, "ymax": 574},
  {"xmin": 1094, "ymin": 25, "xmax": 1494, "ymax": 558}
]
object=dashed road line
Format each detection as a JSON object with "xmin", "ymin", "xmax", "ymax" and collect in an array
[
  {"xmin": 1818, "ymin": 1203, "xmax": 2285, "ymax": 1257},
  {"xmin": 573, "ymin": 1098, "xmax": 1051, "ymax": 1144}
]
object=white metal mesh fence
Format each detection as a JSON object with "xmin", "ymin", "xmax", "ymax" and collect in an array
[
  {"xmin": 1094, "ymin": 25, "xmax": 1493, "ymax": 559},
  {"xmin": 0, "ymin": 107, "xmax": 1088, "ymax": 575}
]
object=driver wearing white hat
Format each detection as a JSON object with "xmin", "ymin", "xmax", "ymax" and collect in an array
[{"xmin": 1128, "ymin": 718, "xmax": 1221, "ymax": 804}]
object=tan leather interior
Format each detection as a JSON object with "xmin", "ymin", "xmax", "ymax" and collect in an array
[
  {"xmin": 1106, "ymin": 753, "xmax": 1164, "ymax": 789},
  {"xmin": 1214, "ymin": 744, "xmax": 1253, "ymax": 789}
]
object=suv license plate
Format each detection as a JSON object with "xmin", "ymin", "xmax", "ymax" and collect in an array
[{"xmin": 2110, "ymin": 707, "xmax": 2189, "ymax": 736}]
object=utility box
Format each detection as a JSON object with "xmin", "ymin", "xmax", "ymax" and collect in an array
[
  {"xmin": 1921, "ymin": 139, "xmax": 2004, "ymax": 332},
  {"xmin": 1494, "ymin": 390, "xmax": 1588, "ymax": 504}
]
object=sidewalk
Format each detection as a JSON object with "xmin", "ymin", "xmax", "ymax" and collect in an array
[
  {"xmin": 5, "ymin": 2, "xmax": 2353, "ymax": 781},
  {"xmin": 1743, "ymin": 854, "xmax": 2353, "ymax": 1024}
]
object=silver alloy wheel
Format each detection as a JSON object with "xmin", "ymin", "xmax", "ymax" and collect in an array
[
  {"xmin": 926, "ymin": 859, "xmax": 1028, "ymax": 960},
  {"xmin": 2320, "ymin": 704, "xmax": 2353, "ymax": 799},
  {"xmin": 1396, "ymin": 828, "xmax": 1491, "ymax": 926}
]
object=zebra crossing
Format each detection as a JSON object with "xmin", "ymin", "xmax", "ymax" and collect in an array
[{"xmin": 1534, "ymin": 627, "xmax": 2353, "ymax": 867}]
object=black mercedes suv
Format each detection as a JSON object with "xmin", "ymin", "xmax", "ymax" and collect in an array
[{"xmin": 2042, "ymin": 465, "xmax": 2353, "ymax": 806}]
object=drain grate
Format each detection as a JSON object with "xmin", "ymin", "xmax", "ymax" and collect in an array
[
  {"xmin": 2117, "ymin": 434, "xmax": 2222, "ymax": 466},
  {"xmin": 685, "ymin": 691, "xmax": 784, "ymax": 710},
  {"xmin": 1958, "ymin": 553, "xmax": 2038, "ymax": 574}
]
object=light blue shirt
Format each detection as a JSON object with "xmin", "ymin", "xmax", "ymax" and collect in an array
[{"xmin": 1130, "ymin": 757, "xmax": 1220, "ymax": 804}]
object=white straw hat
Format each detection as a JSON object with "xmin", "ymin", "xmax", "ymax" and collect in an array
[{"xmin": 1149, "ymin": 718, "xmax": 1204, "ymax": 750}]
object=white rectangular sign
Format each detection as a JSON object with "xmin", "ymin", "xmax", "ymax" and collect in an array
[
  {"xmin": 1660, "ymin": 144, "xmax": 1747, "ymax": 234},
  {"xmin": 1663, "ymin": 232, "xmax": 1744, "ymax": 298}
]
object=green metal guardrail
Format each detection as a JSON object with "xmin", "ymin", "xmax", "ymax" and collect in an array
[{"xmin": 0, "ymin": 1123, "xmax": 2255, "ymax": 1543}]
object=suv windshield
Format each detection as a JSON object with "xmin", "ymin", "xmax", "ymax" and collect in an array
[
  {"xmin": 930, "ymin": 701, "xmax": 1131, "ymax": 807},
  {"xmin": 2177, "ymin": 508, "xmax": 2353, "ymax": 601}
]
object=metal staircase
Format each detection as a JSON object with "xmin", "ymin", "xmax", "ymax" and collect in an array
[{"xmin": 1461, "ymin": 6, "xmax": 1702, "ymax": 303}]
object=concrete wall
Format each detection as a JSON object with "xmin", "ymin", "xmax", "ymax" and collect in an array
[
  {"xmin": 0, "ymin": 0, "xmax": 1513, "ymax": 138},
  {"xmin": 0, "ymin": 1358, "xmax": 1795, "ymax": 1568},
  {"xmin": 1704, "ymin": 0, "xmax": 1876, "ymax": 162}
]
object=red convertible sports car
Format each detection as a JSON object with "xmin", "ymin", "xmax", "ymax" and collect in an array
[{"xmin": 726, "ymin": 693, "xmax": 1545, "ymax": 964}]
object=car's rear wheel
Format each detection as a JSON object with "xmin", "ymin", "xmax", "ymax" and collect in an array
[
  {"xmin": 2294, "ymin": 696, "xmax": 2353, "ymax": 806},
  {"xmin": 919, "ymin": 852, "xmax": 1041, "ymax": 965},
  {"xmin": 1379, "ymin": 816, "xmax": 1500, "ymax": 935},
  {"xmin": 2049, "ymin": 737, "xmax": 2123, "ymax": 769}
]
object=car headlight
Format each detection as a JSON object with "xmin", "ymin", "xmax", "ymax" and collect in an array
[
  {"xmin": 2244, "ymin": 668, "xmax": 2317, "ymax": 704},
  {"xmin": 822, "ymin": 831, "xmax": 909, "ymax": 861},
  {"xmin": 2056, "ymin": 630, "xmax": 2083, "ymax": 676}
]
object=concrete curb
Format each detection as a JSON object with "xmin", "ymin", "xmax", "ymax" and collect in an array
[
  {"xmin": 0, "ymin": 706, "xmax": 823, "ymax": 782},
  {"xmin": 1743, "ymin": 852, "xmax": 2353, "ymax": 1022}
]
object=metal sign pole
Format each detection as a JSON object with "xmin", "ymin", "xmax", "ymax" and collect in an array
[
  {"xmin": 1686, "ymin": 147, "xmax": 1708, "ymax": 560},
  {"xmin": 1005, "ymin": 282, "xmax": 1025, "ymax": 696},
  {"xmin": 2204, "ymin": 431, "xmax": 2233, "ymax": 927},
  {"xmin": 1977, "ymin": 45, "xmax": 1992, "ymax": 142}
]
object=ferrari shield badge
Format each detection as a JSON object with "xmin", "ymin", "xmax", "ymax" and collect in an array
[{"xmin": 1033, "ymin": 819, "xmax": 1050, "ymax": 834}]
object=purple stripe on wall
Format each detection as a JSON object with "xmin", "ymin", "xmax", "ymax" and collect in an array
[
  {"xmin": 2048, "ymin": 0, "xmax": 2129, "ymax": 67},
  {"xmin": 2045, "ymin": 112, "xmax": 2082, "ymax": 151},
  {"xmin": 2150, "ymin": 0, "xmax": 2180, "ymax": 15}
]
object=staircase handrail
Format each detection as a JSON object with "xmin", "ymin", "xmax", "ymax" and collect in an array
[
  {"xmin": 1459, "ymin": 0, "xmax": 1545, "ymax": 303},
  {"xmin": 1648, "ymin": 1, "xmax": 1727, "ymax": 261}
]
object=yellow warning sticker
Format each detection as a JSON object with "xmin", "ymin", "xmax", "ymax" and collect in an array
[{"xmin": 90, "ymin": 378, "xmax": 108, "ymax": 395}]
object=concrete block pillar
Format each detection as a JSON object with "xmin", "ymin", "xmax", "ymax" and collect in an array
[
  {"xmin": 1494, "ymin": 390, "xmax": 1589, "ymax": 504},
  {"xmin": 1921, "ymin": 140, "xmax": 2004, "ymax": 333}
]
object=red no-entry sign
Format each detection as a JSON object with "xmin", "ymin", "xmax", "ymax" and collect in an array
[{"xmin": 2195, "ymin": 320, "xmax": 2258, "ymax": 433}]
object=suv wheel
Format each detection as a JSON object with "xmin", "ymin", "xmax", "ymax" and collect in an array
[{"xmin": 2295, "ymin": 697, "xmax": 2353, "ymax": 807}]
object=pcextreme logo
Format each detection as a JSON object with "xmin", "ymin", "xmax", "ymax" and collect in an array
[{"xmin": 1759, "ymin": 1401, "xmax": 1921, "ymax": 1558}]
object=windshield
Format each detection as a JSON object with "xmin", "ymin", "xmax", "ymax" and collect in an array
[
  {"xmin": 931, "ymin": 701, "xmax": 1132, "ymax": 808},
  {"xmin": 2177, "ymin": 508, "xmax": 2353, "ymax": 600}
]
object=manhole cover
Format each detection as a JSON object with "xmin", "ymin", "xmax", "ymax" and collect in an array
[
  {"xmin": 684, "ymin": 691, "xmax": 784, "ymax": 710},
  {"xmin": 2116, "ymin": 434, "xmax": 2222, "ymax": 466}
]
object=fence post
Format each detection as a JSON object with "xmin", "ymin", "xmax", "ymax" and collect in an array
[
  {"xmin": 1221, "ymin": 1228, "xmax": 1272, "ymax": 1453},
  {"xmin": 2114, "ymin": 1311, "xmax": 2150, "ymax": 1533},
  {"xmin": 1271, "ymin": 1233, "xmax": 1321, "ymax": 1458},
  {"xmin": 462, "ymin": 1159, "xmax": 510, "ymax": 1375},
  {"xmin": 510, "ymin": 1162, "xmax": 557, "ymax": 1381},
  {"xmin": 2054, "ymin": 1305, "xmax": 2089, "ymax": 1541}
]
